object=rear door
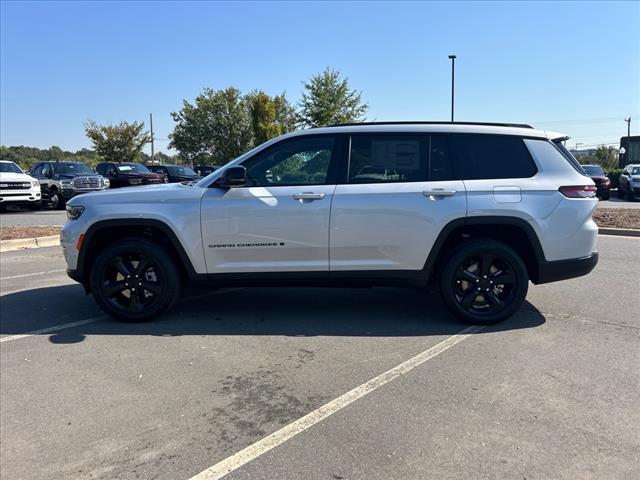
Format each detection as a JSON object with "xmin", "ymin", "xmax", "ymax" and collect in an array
[
  {"xmin": 201, "ymin": 134, "xmax": 343, "ymax": 274},
  {"xmin": 329, "ymin": 133, "xmax": 466, "ymax": 271}
]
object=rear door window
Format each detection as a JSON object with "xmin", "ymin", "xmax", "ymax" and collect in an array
[
  {"xmin": 348, "ymin": 135, "xmax": 428, "ymax": 183},
  {"xmin": 451, "ymin": 134, "xmax": 537, "ymax": 180}
]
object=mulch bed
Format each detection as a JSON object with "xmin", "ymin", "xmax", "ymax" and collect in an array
[
  {"xmin": 593, "ymin": 208, "xmax": 640, "ymax": 230},
  {"xmin": 0, "ymin": 226, "xmax": 61, "ymax": 241}
]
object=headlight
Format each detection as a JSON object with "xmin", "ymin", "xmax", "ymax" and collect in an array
[
  {"xmin": 31, "ymin": 180, "xmax": 39, "ymax": 187},
  {"xmin": 103, "ymin": 177, "xmax": 110, "ymax": 187},
  {"xmin": 129, "ymin": 178, "xmax": 142, "ymax": 185},
  {"xmin": 66, "ymin": 205, "xmax": 85, "ymax": 220}
]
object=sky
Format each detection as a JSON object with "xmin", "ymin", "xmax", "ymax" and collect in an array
[{"xmin": 1, "ymin": 0, "xmax": 639, "ymax": 155}]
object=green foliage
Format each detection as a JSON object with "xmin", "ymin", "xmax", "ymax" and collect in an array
[
  {"xmin": 0, "ymin": 145, "xmax": 101, "ymax": 172},
  {"xmin": 169, "ymin": 87, "xmax": 253, "ymax": 165},
  {"xmin": 84, "ymin": 120, "xmax": 151, "ymax": 164},
  {"xmin": 247, "ymin": 90, "xmax": 282, "ymax": 145},
  {"xmin": 297, "ymin": 67, "xmax": 367, "ymax": 128},
  {"xmin": 606, "ymin": 168, "xmax": 624, "ymax": 189},
  {"xmin": 579, "ymin": 146, "xmax": 619, "ymax": 171}
]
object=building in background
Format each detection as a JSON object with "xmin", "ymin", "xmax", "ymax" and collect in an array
[{"xmin": 619, "ymin": 136, "xmax": 640, "ymax": 167}]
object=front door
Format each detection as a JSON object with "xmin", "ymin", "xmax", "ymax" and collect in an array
[
  {"xmin": 201, "ymin": 135, "xmax": 341, "ymax": 274},
  {"xmin": 330, "ymin": 133, "xmax": 467, "ymax": 271}
]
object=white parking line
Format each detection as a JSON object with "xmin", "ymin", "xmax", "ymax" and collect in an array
[
  {"xmin": 188, "ymin": 324, "xmax": 484, "ymax": 480},
  {"xmin": 0, "ymin": 269, "xmax": 66, "ymax": 281},
  {"xmin": 0, "ymin": 290, "xmax": 231, "ymax": 344},
  {"xmin": 0, "ymin": 316, "xmax": 105, "ymax": 343}
]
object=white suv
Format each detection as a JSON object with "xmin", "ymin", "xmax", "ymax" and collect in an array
[
  {"xmin": 0, "ymin": 160, "xmax": 42, "ymax": 210},
  {"xmin": 61, "ymin": 122, "xmax": 599, "ymax": 324}
]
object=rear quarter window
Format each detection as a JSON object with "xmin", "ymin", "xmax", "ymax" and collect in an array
[{"xmin": 450, "ymin": 134, "xmax": 537, "ymax": 180}]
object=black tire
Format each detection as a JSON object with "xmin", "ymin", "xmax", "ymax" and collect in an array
[
  {"xmin": 439, "ymin": 239, "xmax": 529, "ymax": 324},
  {"xmin": 625, "ymin": 187, "xmax": 634, "ymax": 201},
  {"xmin": 89, "ymin": 238, "xmax": 180, "ymax": 322},
  {"xmin": 29, "ymin": 201, "xmax": 42, "ymax": 211},
  {"xmin": 49, "ymin": 189, "xmax": 65, "ymax": 210},
  {"xmin": 617, "ymin": 186, "xmax": 625, "ymax": 199},
  {"xmin": 601, "ymin": 192, "xmax": 610, "ymax": 201}
]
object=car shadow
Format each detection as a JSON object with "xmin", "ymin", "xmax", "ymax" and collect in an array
[{"xmin": 0, "ymin": 284, "xmax": 546, "ymax": 344}]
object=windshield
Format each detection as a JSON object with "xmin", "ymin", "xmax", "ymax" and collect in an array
[
  {"xmin": 582, "ymin": 165, "xmax": 605, "ymax": 176},
  {"xmin": 0, "ymin": 162, "xmax": 24, "ymax": 174},
  {"xmin": 116, "ymin": 163, "xmax": 150, "ymax": 173},
  {"xmin": 166, "ymin": 165, "xmax": 197, "ymax": 176},
  {"xmin": 52, "ymin": 163, "xmax": 93, "ymax": 175}
]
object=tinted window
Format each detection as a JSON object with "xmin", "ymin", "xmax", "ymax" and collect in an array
[
  {"xmin": 51, "ymin": 163, "xmax": 93, "ymax": 174},
  {"xmin": 32, "ymin": 165, "xmax": 43, "ymax": 176},
  {"xmin": 95, "ymin": 164, "xmax": 106, "ymax": 175},
  {"xmin": 0, "ymin": 162, "xmax": 23, "ymax": 174},
  {"xmin": 349, "ymin": 135, "xmax": 428, "ymax": 183},
  {"xmin": 582, "ymin": 165, "xmax": 605, "ymax": 176},
  {"xmin": 429, "ymin": 135, "xmax": 454, "ymax": 181},
  {"xmin": 244, "ymin": 136, "xmax": 335, "ymax": 186},
  {"xmin": 116, "ymin": 163, "xmax": 150, "ymax": 173},
  {"xmin": 451, "ymin": 134, "xmax": 537, "ymax": 180},
  {"xmin": 166, "ymin": 165, "xmax": 197, "ymax": 176},
  {"xmin": 41, "ymin": 164, "xmax": 51, "ymax": 176}
]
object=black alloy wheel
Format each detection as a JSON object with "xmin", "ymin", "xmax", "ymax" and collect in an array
[
  {"xmin": 90, "ymin": 239, "xmax": 180, "ymax": 321},
  {"xmin": 440, "ymin": 240, "xmax": 528, "ymax": 324}
]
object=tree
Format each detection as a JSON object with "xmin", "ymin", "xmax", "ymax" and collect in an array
[
  {"xmin": 247, "ymin": 90, "xmax": 281, "ymax": 145},
  {"xmin": 594, "ymin": 146, "xmax": 618, "ymax": 170},
  {"xmin": 298, "ymin": 67, "xmax": 368, "ymax": 128},
  {"xmin": 169, "ymin": 87, "xmax": 252, "ymax": 165},
  {"xmin": 245, "ymin": 90, "xmax": 297, "ymax": 145},
  {"xmin": 84, "ymin": 120, "xmax": 150, "ymax": 163}
]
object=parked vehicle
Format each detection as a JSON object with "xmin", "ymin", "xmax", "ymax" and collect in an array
[
  {"xmin": 0, "ymin": 160, "xmax": 42, "ymax": 210},
  {"xmin": 618, "ymin": 164, "xmax": 640, "ymax": 200},
  {"xmin": 194, "ymin": 165, "xmax": 219, "ymax": 177},
  {"xmin": 95, "ymin": 162, "xmax": 167, "ymax": 188},
  {"xmin": 581, "ymin": 164, "xmax": 611, "ymax": 200},
  {"xmin": 147, "ymin": 164, "xmax": 199, "ymax": 183},
  {"xmin": 30, "ymin": 161, "xmax": 108, "ymax": 209},
  {"xmin": 61, "ymin": 122, "xmax": 599, "ymax": 324}
]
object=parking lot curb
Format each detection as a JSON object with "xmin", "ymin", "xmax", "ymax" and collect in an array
[
  {"xmin": 598, "ymin": 227, "xmax": 640, "ymax": 237},
  {"xmin": 0, "ymin": 235, "xmax": 60, "ymax": 253}
]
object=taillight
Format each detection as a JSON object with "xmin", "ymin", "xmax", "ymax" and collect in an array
[{"xmin": 559, "ymin": 185, "xmax": 597, "ymax": 198}]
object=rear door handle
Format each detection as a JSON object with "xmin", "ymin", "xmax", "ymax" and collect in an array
[
  {"xmin": 423, "ymin": 189, "xmax": 457, "ymax": 198},
  {"xmin": 293, "ymin": 192, "xmax": 326, "ymax": 200}
]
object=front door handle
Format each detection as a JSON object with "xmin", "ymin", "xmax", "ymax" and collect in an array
[
  {"xmin": 423, "ymin": 189, "xmax": 457, "ymax": 198},
  {"xmin": 293, "ymin": 192, "xmax": 326, "ymax": 201}
]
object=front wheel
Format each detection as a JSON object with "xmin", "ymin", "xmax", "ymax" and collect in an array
[
  {"xmin": 439, "ymin": 240, "xmax": 529, "ymax": 324},
  {"xmin": 90, "ymin": 239, "xmax": 180, "ymax": 322},
  {"xmin": 49, "ymin": 189, "xmax": 65, "ymax": 210}
]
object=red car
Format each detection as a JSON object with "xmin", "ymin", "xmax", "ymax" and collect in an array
[
  {"xmin": 582, "ymin": 164, "xmax": 610, "ymax": 200},
  {"xmin": 95, "ymin": 162, "xmax": 167, "ymax": 188}
]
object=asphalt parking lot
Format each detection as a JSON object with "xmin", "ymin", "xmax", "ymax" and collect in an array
[{"xmin": 1, "ymin": 237, "xmax": 639, "ymax": 480}]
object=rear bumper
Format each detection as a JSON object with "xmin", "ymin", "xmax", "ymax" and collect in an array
[{"xmin": 535, "ymin": 251, "xmax": 599, "ymax": 284}]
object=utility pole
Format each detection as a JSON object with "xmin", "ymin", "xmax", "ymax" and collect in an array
[
  {"xmin": 625, "ymin": 117, "xmax": 631, "ymax": 138},
  {"xmin": 149, "ymin": 113, "xmax": 155, "ymax": 164},
  {"xmin": 448, "ymin": 54, "xmax": 456, "ymax": 122}
]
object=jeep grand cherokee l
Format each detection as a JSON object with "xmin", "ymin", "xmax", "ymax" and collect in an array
[{"xmin": 61, "ymin": 122, "xmax": 599, "ymax": 324}]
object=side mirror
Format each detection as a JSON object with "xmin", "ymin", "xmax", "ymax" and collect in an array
[{"xmin": 218, "ymin": 166, "xmax": 247, "ymax": 188}]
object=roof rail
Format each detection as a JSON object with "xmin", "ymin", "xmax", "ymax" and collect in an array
[{"xmin": 327, "ymin": 121, "xmax": 534, "ymax": 129}]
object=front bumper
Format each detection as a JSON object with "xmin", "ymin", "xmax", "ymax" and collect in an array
[
  {"xmin": 535, "ymin": 251, "xmax": 599, "ymax": 284},
  {"xmin": 61, "ymin": 187, "xmax": 107, "ymax": 199},
  {"xmin": 0, "ymin": 190, "xmax": 41, "ymax": 203}
]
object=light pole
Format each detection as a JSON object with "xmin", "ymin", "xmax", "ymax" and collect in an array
[
  {"xmin": 448, "ymin": 54, "xmax": 456, "ymax": 122},
  {"xmin": 575, "ymin": 142, "xmax": 583, "ymax": 153},
  {"xmin": 625, "ymin": 117, "xmax": 631, "ymax": 138}
]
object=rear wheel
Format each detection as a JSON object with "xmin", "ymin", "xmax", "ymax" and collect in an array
[
  {"xmin": 90, "ymin": 238, "xmax": 180, "ymax": 322},
  {"xmin": 439, "ymin": 240, "xmax": 529, "ymax": 324}
]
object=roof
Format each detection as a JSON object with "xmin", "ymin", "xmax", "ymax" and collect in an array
[{"xmin": 279, "ymin": 122, "xmax": 564, "ymax": 141}]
